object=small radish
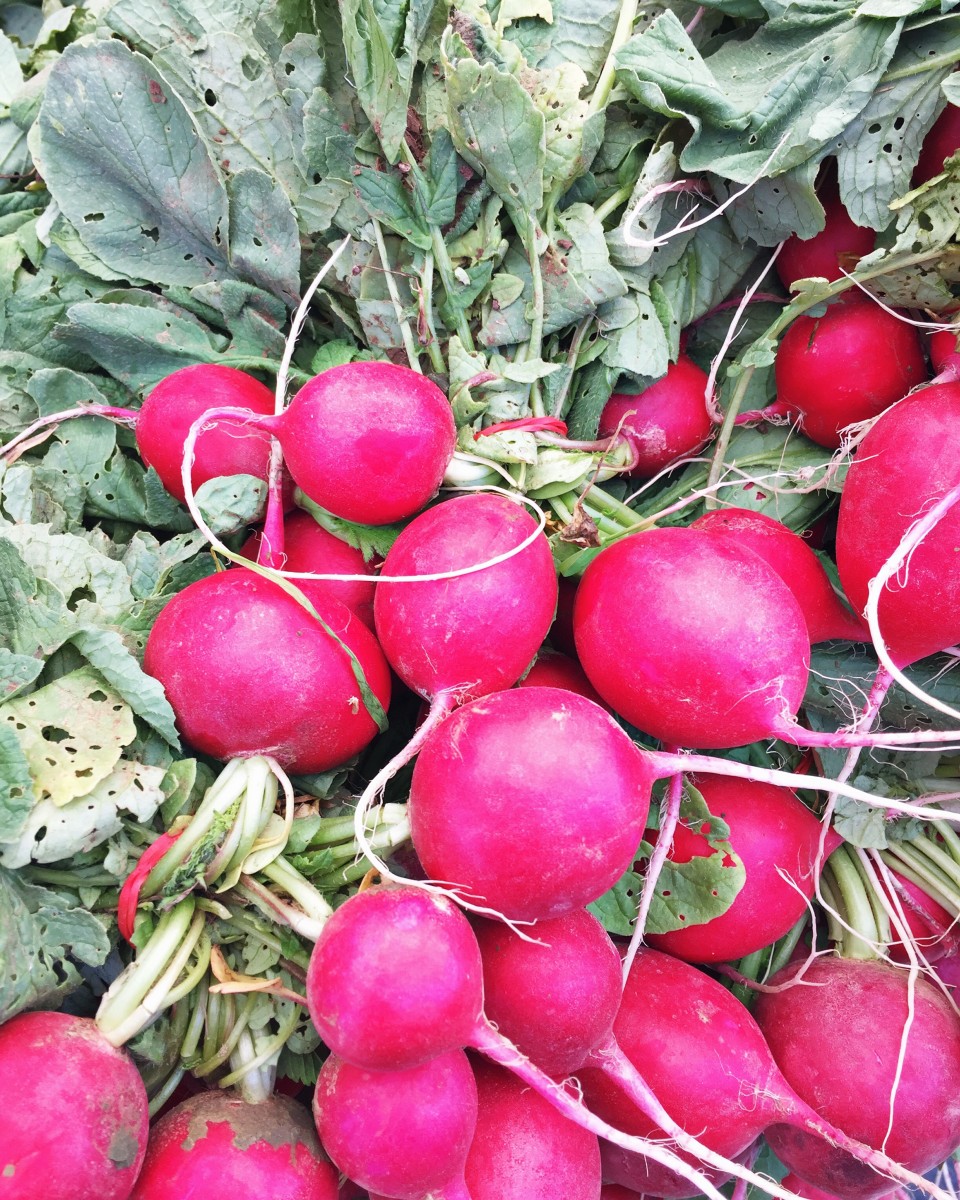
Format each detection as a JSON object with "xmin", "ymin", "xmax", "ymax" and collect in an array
[
  {"xmin": 878, "ymin": 869, "xmax": 955, "ymax": 965},
  {"xmin": 313, "ymin": 1050, "xmax": 477, "ymax": 1200},
  {"xmin": 0, "ymin": 1010, "xmax": 148, "ymax": 1200},
  {"xmin": 240, "ymin": 509, "xmax": 377, "ymax": 629},
  {"xmin": 598, "ymin": 356, "xmax": 714, "ymax": 478},
  {"xmin": 517, "ymin": 648, "xmax": 608, "ymax": 706},
  {"xmin": 644, "ymin": 774, "xmax": 839, "ymax": 964},
  {"xmin": 929, "ymin": 327, "xmax": 960, "ymax": 374},
  {"xmin": 755, "ymin": 956, "xmax": 960, "ymax": 1199},
  {"xmin": 263, "ymin": 360, "xmax": 456, "ymax": 525},
  {"xmin": 129, "ymin": 1090, "xmax": 339, "ymax": 1198},
  {"xmin": 773, "ymin": 297, "xmax": 927, "ymax": 448},
  {"xmin": 776, "ymin": 189, "xmax": 876, "ymax": 290},
  {"xmin": 691, "ymin": 508, "xmax": 866, "ymax": 643},
  {"xmin": 463, "ymin": 1058, "xmax": 601, "ymax": 1200},
  {"xmin": 913, "ymin": 102, "xmax": 960, "ymax": 184},
  {"xmin": 143, "ymin": 569, "xmax": 391, "ymax": 772}
]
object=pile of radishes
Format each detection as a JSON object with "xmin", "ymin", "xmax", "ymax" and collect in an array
[{"xmin": 6, "ymin": 171, "xmax": 960, "ymax": 1200}]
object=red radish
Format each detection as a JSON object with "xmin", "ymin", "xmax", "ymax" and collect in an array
[
  {"xmin": 879, "ymin": 869, "xmax": 956, "ymax": 965},
  {"xmin": 130, "ymin": 1090, "xmax": 339, "ymax": 1198},
  {"xmin": 773, "ymin": 297, "xmax": 927, "ymax": 448},
  {"xmin": 136, "ymin": 363, "xmax": 277, "ymax": 503},
  {"xmin": 601, "ymin": 1188, "xmax": 643, "ymax": 1199},
  {"xmin": 551, "ymin": 574, "xmax": 580, "ymax": 657},
  {"xmin": 263, "ymin": 361, "xmax": 456, "ymax": 525},
  {"xmin": 240, "ymin": 509, "xmax": 377, "ymax": 629},
  {"xmin": 408, "ymin": 687, "xmax": 652, "ymax": 921},
  {"xmin": 781, "ymin": 1173, "xmax": 897, "ymax": 1200},
  {"xmin": 913, "ymin": 102, "xmax": 960, "ymax": 184},
  {"xmin": 755, "ymin": 956, "xmax": 960, "ymax": 1199},
  {"xmin": 313, "ymin": 1050, "xmax": 477, "ymax": 1200},
  {"xmin": 579, "ymin": 948, "xmax": 944, "ymax": 1199},
  {"xmin": 776, "ymin": 191, "xmax": 876, "ymax": 290},
  {"xmin": 518, "ymin": 648, "xmax": 608, "ymax": 706},
  {"xmin": 0, "ymin": 1010, "xmax": 148, "ymax": 1200},
  {"xmin": 374, "ymin": 493, "xmax": 557, "ymax": 706},
  {"xmin": 929, "ymin": 328, "xmax": 960, "ymax": 374},
  {"xmin": 935, "ymin": 950, "xmax": 960, "ymax": 990},
  {"xmin": 143, "ymin": 569, "xmax": 391, "ymax": 772},
  {"xmin": 835, "ymin": 381, "xmax": 960, "ymax": 667},
  {"xmin": 691, "ymin": 507, "xmax": 867, "ymax": 643},
  {"xmin": 645, "ymin": 774, "xmax": 838, "ymax": 964},
  {"xmin": 598, "ymin": 355, "xmax": 714, "ymax": 478},
  {"xmin": 463, "ymin": 1059, "xmax": 601, "ymax": 1200},
  {"xmin": 574, "ymin": 527, "xmax": 810, "ymax": 748}
]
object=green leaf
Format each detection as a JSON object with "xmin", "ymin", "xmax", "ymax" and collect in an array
[
  {"xmin": 195, "ymin": 472, "xmax": 267, "ymax": 535},
  {"xmin": 566, "ymin": 360, "xmax": 616, "ymax": 440},
  {"xmin": 715, "ymin": 157, "xmax": 824, "ymax": 247},
  {"xmin": 296, "ymin": 493, "xmax": 404, "ymax": 562},
  {"xmin": 0, "ymin": 723, "xmax": 33, "ymax": 843},
  {"xmin": 0, "ymin": 538, "xmax": 70, "ymax": 660},
  {"xmin": 36, "ymin": 40, "xmax": 232, "ymax": 288},
  {"xmin": 505, "ymin": 0, "xmax": 622, "ymax": 89},
  {"xmin": 354, "ymin": 166, "xmax": 433, "ymax": 249},
  {"xmin": 225, "ymin": 170, "xmax": 301, "ymax": 306},
  {"xmin": 0, "ymin": 868, "xmax": 111, "ymax": 1023}
]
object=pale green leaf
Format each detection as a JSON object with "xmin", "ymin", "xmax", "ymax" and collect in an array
[
  {"xmin": 505, "ymin": 0, "xmax": 621, "ymax": 88},
  {"xmin": 0, "ymin": 724, "xmax": 32, "ymax": 842},
  {"xmin": 226, "ymin": 169, "xmax": 301, "ymax": 305},
  {"xmin": 195, "ymin": 472, "xmax": 267, "ymax": 535}
]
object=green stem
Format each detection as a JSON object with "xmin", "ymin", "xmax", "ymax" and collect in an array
[
  {"xmin": 881, "ymin": 47, "xmax": 960, "ymax": 83},
  {"xmin": 576, "ymin": 481, "xmax": 642, "ymax": 528},
  {"xmin": 766, "ymin": 915, "xmax": 809, "ymax": 977},
  {"xmin": 587, "ymin": 0, "xmax": 641, "ymax": 119},
  {"xmin": 595, "ymin": 184, "xmax": 635, "ymax": 224},
  {"xmin": 420, "ymin": 251, "xmax": 448, "ymax": 374},
  {"xmin": 552, "ymin": 316, "xmax": 595, "ymax": 418},
  {"xmin": 193, "ymin": 997, "xmax": 254, "ymax": 1078},
  {"xmin": 180, "ymin": 978, "xmax": 209, "ymax": 1062},
  {"xmin": 219, "ymin": 1002, "xmax": 301, "ymax": 1094},
  {"xmin": 147, "ymin": 1066, "xmax": 185, "ymax": 1118},
  {"xmin": 525, "ymin": 225, "xmax": 546, "ymax": 405},
  {"xmin": 823, "ymin": 846, "xmax": 884, "ymax": 960},
  {"xmin": 371, "ymin": 217, "xmax": 423, "ymax": 373}
]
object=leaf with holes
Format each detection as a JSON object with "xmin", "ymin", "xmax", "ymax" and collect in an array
[{"xmin": 1, "ymin": 668, "xmax": 136, "ymax": 808}]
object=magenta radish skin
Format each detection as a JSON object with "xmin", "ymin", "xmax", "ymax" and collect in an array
[
  {"xmin": 374, "ymin": 493, "xmax": 558, "ymax": 704},
  {"xmin": 597, "ymin": 355, "xmax": 714, "ymax": 477},
  {"xmin": 474, "ymin": 909, "xmax": 623, "ymax": 1077},
  {"xmin": 306, "ymin": 886, "xmax": 483, "ymax": 1071},
  {"xmin": 313, "ymin": 1050, "xmax": 477, "ymax": 1200},
  {"xmin": 129, "ymin": 1091, "xmax": 338, "ymax": 1199},
  {"xmin": 143, "ymin": 569, "xmax": 391, "ymax": 772},
  {"xmin": 270, "ymin": 361, "xmax": 455, "ymax": 525},
  {"xmin": 135, "ymin": 364, "xmax": 276, "ymax": 503},
  {"xmin": 574, "ymin": 528, "xmax": 810, "ymax": 749},
  {"xmin": 645, "ymin": 774, "xmax": 838, "ymax": 964},
  {"xmin": 464, "ymin": 1059, "xmax": 601, "ymax": 1200},
  {"xmin": 880, "ymin": 870, "xmax": 955, "ymax": 964},
  {"xmin": 409, "ymin": 687, "xmax": 653, "ymax": 921},
  {"xmin": 240, "ymin": 509, "xmax": 377, "ymax": 628},
  {"xmin": 835, "ymin": 381, "xmax": 960, "ymax": 666},
  {"xmin": 755, "ymin": 957, "xmax": 960, "ymax": 1199},
  {"xmin": 0, "ymin": 1011, "xmax": 148, "ymax": 1200},
  {"xmin": 914, "ymin": 103, "xmax": 960, "ymax": 183},
  {"xmin": 517, "ymin": 649, "xmax": 609, "ymax": 708},
  {"xmin": 776, "ymin": 192, "xmax": 876, "ymax": 290},
  {"xmin": 691, "ymin": 508, "xmax": 866, "ymax": 643},
  {"xmin": 773, "ymin": 298, "xmax": 927, "ymax": 448}
]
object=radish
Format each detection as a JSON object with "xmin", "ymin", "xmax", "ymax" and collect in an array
[
  {"xmin": 913, "ymin": 102, "xmax": 960, "ymax": 184},
  {"xmin": 776, "ymin": 188, "xmax": 876, "ymax": 290},
  {"xmin": 517, "ymin": 648, "xmax": 609, "ymax": 706},
  {"xmin": 772, "ymin": 297, "xmax": 927, "ymax": 448},
  {"xmin": 597, "ymin": 355, "xmax": 714, "ymax": 478},
  {"xmin": 262, "ymin": 360, "xmax": 456, "ymax": 525},
  {"xmin": 240, "ymin": 509, "xmax": 377, "ymax": 629},
  {"xmin": 929, "ymin": 328, "xmax": 960, "ymax": 374},
  {"xmin": 0, "ymin": 1010, "xmax": 149, "ymax": 1200},
  {"xmin": 781, "ymin": 1173, "xmax": 897, "ymax": 1200},
  {"xmin": 579, "ymin": 948, "xmax": 948, "ymax": 1200},
  {"xmin": 644, "ymin": 774, "xmax": 839, "ymax": 964},
  {"xmin": 143, "ymin": 568, "xmax": 391, "ymax": 772},
  {"xmin": 129, "ymin": 1089, "xmax": 339, "ymax": 1198},
  {"xmin": 313, "ymin": 1049, "xmax": 477, "ymax": 1200},
  {"xmin": 877, "ymin": 869, "xmax": 955, "ymax": 965},
  {"xmin": 407, "ymin": 687, "xmax": 652, "ymax": 921},
  {"xmin": 691, "ymin": 508, "xmax": 867, "ymax": 643},
  {"xmin": 463, "ymin": 1058, "xmax": 601, "ymax": 1200},
  {"xmin": 755, "ymin": 956, "xmax": 960, "ymax": 1199}
]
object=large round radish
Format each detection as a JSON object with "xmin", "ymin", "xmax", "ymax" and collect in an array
[
  {"xmin": 598, "ymin": 355, "xmax": 714, "ymax": 478},
  {"xmin": 755, "ymin": 956, "xmax": 960, "ymax": 1199},
  {"xmin": 129, "ymin": 1090, "xmax": 338, "ymax": 1198},
  {"xmin": 408, "ymin": 687, "xmax": 653, "ymax": 921},
  {"xmin": 574, "ymin": 527, "xmax": 810, "ymax": 748},
  {"xmin": 691, "ymin": 508, "xmax": 866, "ymax": 643},
  {"xmin": 136, "ymin": 363, "xmax": 276, "ymax": 503},
  {"xmin": 374, "ymin": 493, "xmax": 557, "ymax": 705},
  {"xmin": 0, "ymin": 1010, "xmax": 148, "ymax": 1200},
  {"xmin": 266, "ymin": 361, "xmax": 456, "ymax": 525},
  {"xmin": 774, "ymin": 298, "xmax": 927, "ymax": 448},
  {"xmin": 464, "ymin": 1059, "xmax": 601, "ymax": 1200},
  {"xmin": 835, "ymin": 381, "xmax": 960, "ymax": 666},
  {"xmin": 776, "ymin": 190, "xmax": 876, "ymax": 289},
  {"xmin": 645, "ymin": 774, "xmax": 837, "ymax": 963},
  {"xmin": 143, "ymin": 569, "xmax": 391, "ymax": 772},
  {"xmin": 313, "ymin": 1050, "xmax": 477, "ymax": 1200},
  {"xmin": 240, "ymin": 509, "xmax": 377, "ymax": 628}
]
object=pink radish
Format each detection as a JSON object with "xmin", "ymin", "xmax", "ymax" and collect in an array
[
  {"xmin": 408, "ymin": 687, "xmax": 652, "ymax": 921},
  {"xmin": 914, "ymin": 102, "xmax": 960, "ymax": 184},
  {"xmin": 517, "ymin": 648, "xmax": 608, "ymax": 706},
  {"xmin": 878, "ymin": 869, "xmax": 956, "ymax": 965},
  {"xmin": 463, "ymin": 1058, "xmax": 601, "ymax": 1200},
  {"xmin": 691, "ymin": 507, "xmax": 866, "ymax": 643},
  {"xmin": 129, "ymin": 1090, "xmax": 339, "ymax": 1198},
  {"xmin": 263, "ymin": 360, "xmax": 455, "ymax": 525},
  {"xmin": 772, "ymin": 297, "xmax": 927, "ymax": 448},
  {"xmin": 645, "ymin": 774, "xmax": 839, "ymax": 964},
  {"xmin": 755, "ymin": 956, "xmax": 960, "ymax": 1199},
  {"xmin": 598, "ymin": 355, "xmax": 714, "ymax": 477},
  {"xmin": 929, "ymin": 328, "xmax": 960, "ymax": 374},
  {"xmin": 143, "ymin": 569, "xmax": 391, "ymax": 772},
  {"xmin": 0, "ymin": 1010, "xmax": 148, "ymax": 1200},
  {"xmin": 776, "ymin": 189, "xmax": 876, "ymax": 290},
  {"xmin": 313, "ymin": 1050, "xmax": 477, "ymax": 1200},
  {"xmin": 240, "ymin": 509, "xmax": 377, "ymax": 628}
]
